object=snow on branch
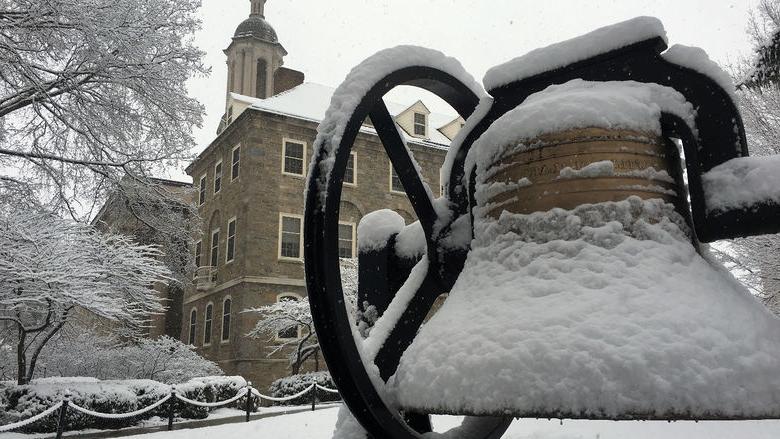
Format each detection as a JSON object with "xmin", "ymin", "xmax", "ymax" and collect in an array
[{"xmin": 0, "ymin": 208, "xmax": 170, "ymax": 384}]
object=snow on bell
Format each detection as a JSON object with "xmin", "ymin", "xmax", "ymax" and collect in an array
[
  {"xmin": 305, "ymin": 16, "xmax": 780, "ymax": 438},
  {"xmin": 389, "ymin": 80, "xmax": 780, "ymax": 420}
]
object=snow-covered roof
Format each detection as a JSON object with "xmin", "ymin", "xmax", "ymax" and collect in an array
[{"xmin": 229, "ymin": 82, "xmax": 458, "ymax": 148}]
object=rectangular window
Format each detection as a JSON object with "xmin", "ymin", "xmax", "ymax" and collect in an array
[
  {"xmin": 188, "ymin": 310, "xmax": 197, "ymax": 345},
  {"xmin": 231, "ymin": 145, "xmax": 240, "ymax": 181},
  {"xmin": 226, "ymin": 217, "xmax": 236, "ymax": 263},
  {"xmin": 214, "ymin": 161, "xmax": 223, "ymax": 194},
  {"xmin": 279, "ymin": 214, "xmax": 302, "ymax": 259},
  {"xmin": 210, "ymin": 229, "xmax": 220, "ymax": 267},
  {"xmin": 283, "ymin": 140, "xmax": 305, "ymax": 176},
  {"xmin": 221, "ymin": 298, "xmax": 232, "ymax": 342},
  {"xmin": 390, "ymin": 164, "xmax": 405, "ymax": 193},
  {"xmin": 194, "ymin": 241, "xmax": 202, "ymax": 268},
  {"xmin": 413, "ymin": 112, "xmax": 426, "ymax": 136},
  {"xmin": 338, "ymin": 223, "xmax": 355, "ymax": 258},
  {"xmin": 204, "ymin": 304, "xmax": 213, "ymax": 345},
  {"xmin": 198, "ymin": 175, "xmax": 206, "ymax": 206},
  {"xmin": 344, "ymin": 152, "xmax": 356, "ymax": 185}
]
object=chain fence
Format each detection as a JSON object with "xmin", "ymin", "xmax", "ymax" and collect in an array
[{"xmin": 0, "ymin": 381, "xmax": 339, "ymax": 438}]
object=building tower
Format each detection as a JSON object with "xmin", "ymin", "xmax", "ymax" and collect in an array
[
  {"xmin": 219, "ymin": 0, "xmax": 304, "ymax": 133},
  {"xmin": 224, "ymin": 0, "xmax": 303, "ymax": 100}
]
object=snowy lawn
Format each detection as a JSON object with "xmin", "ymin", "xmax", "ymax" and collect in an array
[{"xmin": 15, "ymin": 405, "xmax": 775, "ymax": 439}]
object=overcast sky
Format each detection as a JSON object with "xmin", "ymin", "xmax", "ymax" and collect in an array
[{"xmin": 180, "ymin": 0, "xmax": 760, "ymax": 180}]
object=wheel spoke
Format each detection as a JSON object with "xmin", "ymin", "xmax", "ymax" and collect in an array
[
  {"xmin": 369, "ymin": 101, "xmax": 438, "ymax": 239},
  {"xmin": 374, "ymin": 269, "xmax": 442, "ymax": 381}
]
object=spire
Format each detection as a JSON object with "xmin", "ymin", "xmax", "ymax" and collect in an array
[{"xmin": 250, "ymin": 0, "xmax": 265, "ymax": 18}]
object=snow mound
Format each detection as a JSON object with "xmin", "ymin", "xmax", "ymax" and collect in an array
[
  {"xmin": 391, "ymin": 197, "xmax": 780, "ymax": 418},
  {"xmin": 702, "ymin": 155, "xmax": 780, "ymax": 213},
  {"xmin": 395, "ymin": 220, "xmax": 426, "ymax": 259},
  {"xmin": 558, "ymin": 160, "xmax": 615, "ymax": 179},
  {"xmin": 661, "ymin": 44, "xmax": 736, "ymax": 101},
  {"xmin": 357, "ymin": 209, "xmax": 406, "ymax": 252},
  {"xmin": 465, "ymin": 79, "xmax": 695, "ymax": 184},
  {"xmin": 484, "ymin": 17, "xmax": 667, "ymax": 90}
]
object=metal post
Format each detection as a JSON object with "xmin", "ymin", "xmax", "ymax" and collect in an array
[
  {"xmin": 245, "ymin": 382, "xmax": 253, "ymax": 422},
  {"xmin": 55, "ymin": 392, "xmax": 70, "ymax": 439},
  {"xmin": 167, "ymin": 387, "xmax": 176, "ymax": 431},
  {"xmin": 311, "ymin": 384, "xmax": 316, "ymax": 412}
]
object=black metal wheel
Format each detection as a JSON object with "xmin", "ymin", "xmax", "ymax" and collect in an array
[{"xmin": 304, "ymin": 65, "xmax": 512, "ymax": 438}]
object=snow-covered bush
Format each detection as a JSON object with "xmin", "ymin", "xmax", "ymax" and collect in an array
[
  {"xmin": 0, "ymin": 376, "xmax": 250, "ymax": 432},
  {"xmin": 268, "ymin": 371, "xmax": 340, "ymax": 406},
  {"xmin": 0, "ymin": 378, "xmax": 169, "ymax": 431},
  {"xmin": 31, "ymin": 334, "xmax": 222, "ymax": 384}
]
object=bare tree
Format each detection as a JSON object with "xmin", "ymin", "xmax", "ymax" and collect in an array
[
  {"xmin": 0, "ymin": 210, "xmax": 170, "ymax": 384},
  {"xmin": 0, "ymin": 0, "xmax": 207, "ymax": 281}
]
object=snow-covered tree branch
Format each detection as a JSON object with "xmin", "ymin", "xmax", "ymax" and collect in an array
[
  {"xmin": 720, "ymin": 0, "xmax": 780, "ymax": 313},
  {"xmin": 0, "ymin": 0, "xmax": 207, "ymax": 281},
  {"xmin": 244, "ymin": 259, "xmax": 358, "ymax": 375},
  {"xmin": 0, "ymin": 210, "xmax": 171, "ymax": 384}
]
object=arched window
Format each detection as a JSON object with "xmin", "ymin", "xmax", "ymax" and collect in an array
[
  {"xmin": 204, "ymin": 303, "xmax": 213, "ymax": 345},
  {"xmin": 188, "ymin": 309, "xmax": 197, "ymax": 345},
  {"xmin": 276, "ymin": 294, "xmax": 301, "ymax": 340},
  {"xmin": 222, "ymin": 297, "xmax": 232, "ymax": 342}
]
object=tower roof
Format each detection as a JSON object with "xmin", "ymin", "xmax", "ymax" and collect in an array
[
  {"xmin": 233, "ymin": 16, "xmax": 278, "ymax": 43},
  {"xmin": 233, "ymin": 0, "xmax": 278, "ymax": 43}
]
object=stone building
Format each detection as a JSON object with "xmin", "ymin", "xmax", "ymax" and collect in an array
[{"xmin": 172, "ymin": 0, "xmax": 462, "ymax": 390}]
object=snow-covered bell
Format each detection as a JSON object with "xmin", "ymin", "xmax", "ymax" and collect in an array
[{"xmin": 389, "ymin": 80, "xmax": 780, "ymax": 420}]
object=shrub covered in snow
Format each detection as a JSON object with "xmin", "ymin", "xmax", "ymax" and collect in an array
[
  {"xmin": 0, "ymin": 376, "xmax": 250, "ymax": 433},
  {"xmin": 268, "ymin": 372, "xmax": 340, "ymax": 406},
  {"xmin": 25, "ymin": 333, "xmax": 223, "ymax": 385}
]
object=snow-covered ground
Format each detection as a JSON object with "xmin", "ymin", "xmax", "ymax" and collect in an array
[{"xmin": 7, "ymin": 406, "xmax": 776, "ymax": 439}]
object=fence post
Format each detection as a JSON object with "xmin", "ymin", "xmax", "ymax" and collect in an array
[
  {"xmin": 311, "ymin": 384, "xmax": 316, "ymax": 412},
  {"xmin": 167, "ymin": 386, "xmax": 176, "ymax": 431},
  {"xmin": 56, "ymin": 391, "xmax": 70, "ymax": 439},
  {"xmin": 245, "ymin": 381, "xmax": 253, "ymax": 422}
]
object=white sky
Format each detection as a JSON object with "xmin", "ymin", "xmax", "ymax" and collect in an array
[{"xmin": 180, "ymin": 0, "xmax": 760, "ymax": 180}]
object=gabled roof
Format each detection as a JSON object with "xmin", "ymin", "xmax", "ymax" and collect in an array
[{"xmin": 229, "ymin": 82, "xmax": 459, "ymax": 147}]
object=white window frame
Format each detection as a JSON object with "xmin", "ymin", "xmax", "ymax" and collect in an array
[
  {"xmin": 389, "ymin": 162, "xmax": 405, "ymax": 194},
  {"xmin": 203, "ymin": 302, "xmax": 214, "ymax": 346},
  {"xmin": 413, "ymin": 112, "xmax": 427, "ymax": 137},
  {"xmin": 344, "ymin": 151, "xmax": 357, "ymax": 186},
  {"xmin": 213, "ymin": 160, "xmax": 223, "ymax": 194},
  {"xmin": 281, "ymin": 138, "xmax": 307, "ymax": 177},
  {"xmin": 198, "ymin": 174, "xmax": 207, "ymax": 206},
  {"xmin": 278, "ymin": 213, "xmax": 304, "ymax": 261},
  {"xmin": 188, "ymin": 308, "xmax": 197, "ymax": 346},
  {"xmin": 210, "ymin": 228, "xmax": 220, "ymax": 268},
  {"xmin": 337, "ymin": 221, "xmax": 356, "ymax": 259},
  {"xmin": 275, "ymin": 293, "xmax": 303, "ymax": 341},
  {"xmin": 231, "ymin": 144, "xmax": 241, "ymax": 181},
  {"xmin": 221, "ymin": 296, "xmax": 232, "ymax": 344},
  {"xmin": 225, "ymin": 217, "xmax": 237, "ymax": 264}
]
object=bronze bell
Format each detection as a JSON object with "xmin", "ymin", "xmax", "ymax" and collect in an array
[{"xmin": 482, "ymin": 127, "xmax": 684, "ymax": 219}]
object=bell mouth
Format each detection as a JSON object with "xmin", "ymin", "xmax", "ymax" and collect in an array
[{"xmin": 478, "ymin": 127, "xmax": 685, "ymax": 219}]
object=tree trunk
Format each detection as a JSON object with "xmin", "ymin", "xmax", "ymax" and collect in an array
[
  {"xmin": 16, "ymin": 325, "xmax": 27, "ymax": 385},
  {"xmin": 25, "ymin": 321, "xmax": 66, "ymax": 384}
]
